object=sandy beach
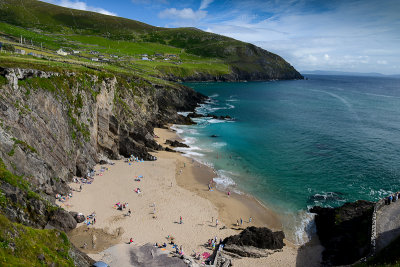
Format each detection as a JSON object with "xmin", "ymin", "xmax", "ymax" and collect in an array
[{"xmin": 62, "ymin": 127, "xmax": 322, "ymax": 266}]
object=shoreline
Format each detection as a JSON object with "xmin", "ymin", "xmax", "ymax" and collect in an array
[
  {"xmin": 61, "ymin": 126, "xmax": 322, "ymax": 266},
  {"xmin": 154, "ymin": 127, "xmax": 282, "ymax": 231}
]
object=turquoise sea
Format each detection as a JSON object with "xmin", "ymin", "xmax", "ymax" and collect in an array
[{"xmin": 175, "ymin": 75, "xmax": 400, "ymax": 244}]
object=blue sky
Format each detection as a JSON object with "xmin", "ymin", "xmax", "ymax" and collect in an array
[{"xmin": 43, "ymin": 0, "xmax": 400, "ymax": 74}]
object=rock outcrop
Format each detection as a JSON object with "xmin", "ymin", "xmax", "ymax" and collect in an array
[
  {"xmin": 0, "ymin": 67, "xmax": 205, "ymax": 202},
  {"xmin": 165, "ymin": 139, "xmax": 189, "ymax": 148},
  {"xmin": 222, "ymin": 227, "xmax": 285, "ymax": 257},
  {"xmin": 310, "ymin": 200, "xmax": 375, "ymax": 266}
]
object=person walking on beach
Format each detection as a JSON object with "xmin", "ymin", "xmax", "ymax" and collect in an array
[
  {"xmin": 180, "ymin": 216, "xmax": 183, "ymax": 224},
  {"xmin": 128, "ymin": 209, "xmax": 131, "ymax": 216},
  {"xmin": 249, "ymin": 217, "xmax": 252, "ymax": 223},
  {"xmin": 216, "ymin": 219, "xmax": 219, "ymax": 227},
  {"xmin": 240, "ymin": 218, "xmax": 243, "ymax": 225},
  {"xmin": 129, "ymin": 238, "xmax": 133, "ymax": 244},
  {"xmin": 227, "ymin": 191, "xmax": 231, "ymax": 197},
  {"xmin": 212, "ymin": 216, "xmax": 214, "ymax": 223}
]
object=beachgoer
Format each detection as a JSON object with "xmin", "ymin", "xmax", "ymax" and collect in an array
[
  {"xmin": 83, "ymin": 242, "xmax": 87, "ymax": 249},
  {"xmin": 180, "ymin": 216, "xmax": 183, "ymax": 224},
  {"xmin": 129, "ymin": 238, "xmax": 133, "ymax": 244},
  {"xmin": 212, "ymin": 216, "xmax": 214, "ymax": 223},
  {"xmin": 216, "ymin": 219, "xmax": 219, "ymax": 227},
  {"xmin": 228, "ymin": 191, "xmax": 231, "ymax": 197},
  {"xmin": 128, "ymin": 209, "xmax": 131, "ymax": 216},
  {"xmin": 79, "ymin": 185, "xmax": 82, "ymax": 191},
  {"xmin": 249, "ymin": 217, "xmax": 252, "ymax": 223},
  {"xmin": 236, "ymin": 220, "xmax": 239, "ymax": 226},
  {"xmin": 93, "ymin": 218, "xmax": 96, "ymax": 224},
  {"xmin": 240, "ymin": 218, "xmax": 243, "ymax": 225}
]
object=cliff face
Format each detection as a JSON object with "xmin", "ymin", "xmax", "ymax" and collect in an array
[{"xmin": 0, "ymin": 67, "xmax": 204, "ymax": 210}]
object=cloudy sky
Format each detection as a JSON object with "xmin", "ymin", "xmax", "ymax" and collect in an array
[{"xmin": 44, "ymin": 0, "xmax": 400, "ymax": 74}]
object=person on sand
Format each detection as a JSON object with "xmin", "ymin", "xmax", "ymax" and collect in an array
[
  {"xmin": 129, "ymin": 238, "xmax": 133, "ymax": 244},
  {"xmin": 236, "ymin": 220, "xmax": 239, "ymax": 226},
  {"xmin": 128, "ymin": 209, "xmax": 131, "ymax": 216},
  {"xmin": 240, "ymin": 218, "xmax": 243, "ymax": 225},
  {"xmin": 215, "ymin": 219, "xmax": 219, "ymax": 227},
  {"xmin": 249, "ymin": 217, "xmax": 252, "ymax": 223},
  {"xmin": 179, "ymin": 216, "xmax": 183, "ymax": 224},
  {"xmin": 227, "ymin": 191, "xmax": 231, "ymax": 197}
]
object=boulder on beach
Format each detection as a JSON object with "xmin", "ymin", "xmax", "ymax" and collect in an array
[
  {"xmin": 222, "ymin": 227, "xmax": 285, "ymax": 257},
  {"xmin": 165, "ymin": 139, "xmax": 189, "ymax": 148}
]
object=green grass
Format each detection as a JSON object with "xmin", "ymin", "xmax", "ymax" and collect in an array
[
  {"xmin": 0, "ymin": 213, "xmax": 74, "ymax": 266},
  {"xmin": 0, "ymin": 158, "xmax": 30, "ymax": 192},
  {"xmin": 0, "ymin": 0, "xmax": 302, "ymax": 80}
]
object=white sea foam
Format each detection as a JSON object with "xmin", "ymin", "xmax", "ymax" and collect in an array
[
  {"xmin": 281, "ymin": 210, "xmax": 316, "ymax": 245},
  {"xmin": 208, "ymin": 119, "xmax": 226, "ymax": 124},
  {"xmin": 170, "ymin": 125, "xmax": 183, "ymax": 134},
  {"xmin": 177, "ymin": 111, "xmax": 190, "ymax": 117},
  {"xmin": 212, "ymin": 142, "xmax": 227, "ymax": 148},
  {"xmin": 180, "ymin": 151, "xmax": 205, "ymax": 157},
  {"xmin": 209, "ymin": 93, "xmax": 219, "ymax": 98}
]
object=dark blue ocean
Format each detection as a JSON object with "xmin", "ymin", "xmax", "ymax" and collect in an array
[{"xmin": 177, "ymin": 75, "xmax": 400, "ymax": 243}]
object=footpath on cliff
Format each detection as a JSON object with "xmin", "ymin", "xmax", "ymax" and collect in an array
[{"xmin": 375, "ymin": 198, "xmax": 400, "ymax": 252}]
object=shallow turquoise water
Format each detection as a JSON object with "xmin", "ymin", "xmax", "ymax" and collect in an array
[{"xmin": 177, "ymin": 75, "xmax": 400, "ymax": 243}]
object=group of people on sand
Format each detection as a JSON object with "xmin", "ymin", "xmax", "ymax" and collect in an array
[
  {"xmin": 55, "ymin": 192, "xmax": 73, "ymax": 202},
  {"xmin": 115, "ymin": 202, "xmax": 129, "ymax": 211},
  {"xmin": 385, "ymin": 192, "xmax": 400, "ymax": 205},
  {"xmin": 207, "ymin": 236, "xmax": 223, "ymax": 250},
  {"xmin": 236, "ymin": 217, "xmax": 252, "ymax": 226},
  {"xmin": 85, "ymin": 212, "xmax": 96, "ymax": 226}
]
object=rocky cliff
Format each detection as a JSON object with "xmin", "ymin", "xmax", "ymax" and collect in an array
[
  {"xmin": 310, "ymin": 200, "xmax": 375, "ymax": 266},
  {"xmin": 0, "ymin": 67, "xmax": 203, "ymax": 197},
  {"xmin": 0, "ymin": 67, "xmax": 204, "ymax": 265}
]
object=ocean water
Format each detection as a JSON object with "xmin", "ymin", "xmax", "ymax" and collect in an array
[{"xmin": 176, "ymin": 75, "xmax": 400, "ymax": 244}]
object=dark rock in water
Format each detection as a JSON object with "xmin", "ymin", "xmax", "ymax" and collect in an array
[
  {"xmin": 165, "ymin": 147, "xmax": 176, "ymax": 153},
  {"xmin": 310, "ymin": 200, "xmax": 374, "ymax": 266},
  {"xmin": 48, "ymin": 209, "xmax": 77, "ymax": 232},
  {"xmin": 165, "ymin": 139, "xmax": 189, "ymax": 148},
  {"xmin": 207, "ymin": 114, "xmax": 233, "ymax": 120},
  {"xmin": 187, "ymin": 112, "xmax": 204, "ymax": 118},
  {"xmin": 210, "ymin": 135, "xmax": 219, "ymax": 138},
  {"xmin": 223, "ymin": 227, "xmax": 285, "ymax": 257}
]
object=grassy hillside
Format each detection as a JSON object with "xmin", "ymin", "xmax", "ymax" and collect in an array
[
  {"xmin": 0, "ymin": 0, "xmax": 302, "ymax": 81},
  {"xmin": 0, "ymin": 213, "xmax": 74, "ymax": 266}
]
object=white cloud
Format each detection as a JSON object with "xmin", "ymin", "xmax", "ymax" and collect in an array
[
  {"xmin": 199, "ymin": 0, "xmax": 400, "ymax": 74},
  {"xmin": 44, "ymin": 0, "xmax": 117, "ymax": 16},
  {"xmin": 199, "ymin": 0, "xmax": 214, "ymax": 10},
  {"xmin": 159, "ymin": 8, "xmax": 207, "ymax": 20}
]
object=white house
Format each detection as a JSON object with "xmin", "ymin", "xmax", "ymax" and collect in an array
[
  {"xmin": 141, "ymin": 56, "xmax": 149, "ymax": 61},
  {"xmin": 15, "ymin": 49, "xmax": 26, "ymax": 55},
  {"xmin": 56, "ymin": 49, "xmax": 68, "ymax": 56}
]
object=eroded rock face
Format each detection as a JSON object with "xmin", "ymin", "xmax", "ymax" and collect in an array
[
  {"xmin": 0, "ymin": 68, "xmax": 205, "ymax": 227},
  {"xmin": 310, "ymin": 200, "xmax": 375, "ymax": 266},
  {"xmin": 222, "ymin": 227, "xmax": 285, "ymax": 257}
]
